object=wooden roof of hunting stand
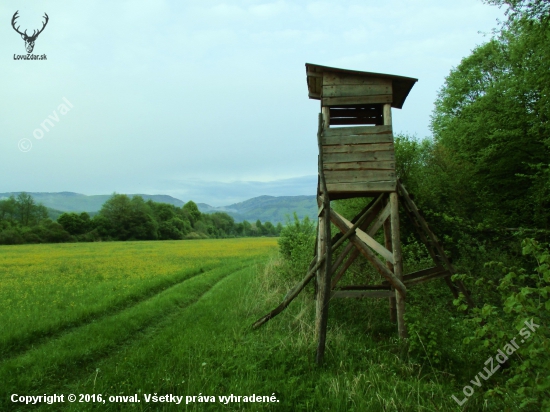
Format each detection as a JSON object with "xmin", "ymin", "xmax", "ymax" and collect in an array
[
  {"xmin": 306, "ymin": 63, "xmax": 418, "ymax": 110},
  {"xmin": 306, "ymin": 64, "xmax": 418, "ymax": 199}
]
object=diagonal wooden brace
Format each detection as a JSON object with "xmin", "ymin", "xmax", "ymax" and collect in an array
[
  {"xmin": 329, "ymin": 209, "xmax": 407, "ymax": 298},
  {"xmin": 251, "ymin": 195, "xmax": 383, "ymax": 330}
]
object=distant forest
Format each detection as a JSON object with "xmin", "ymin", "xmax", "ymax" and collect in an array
[{"xmin": 0, "ymin": 193, "xmax": 282, "ymax": 244}]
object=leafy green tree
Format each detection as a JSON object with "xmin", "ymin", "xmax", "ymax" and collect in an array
[
  {"xmin": 431, "ymin": 17, "xmax": 550, "ymax": 228},
  {"xmin": 170, "ymin": 217, "xmax": 191, "ymax": 235},
  {"xmin": 209, "ymin": 212, "xmax": 235, "ymax": 237},
  {"xmin": 57, "ymin": 212, "xmax": 92, "ymax": 236},
  {"xmin": 158, "ymin": 221, "xmax": 183, "ymax": 240},
  {"xmin": 98, "ymin": 194, "xmax": 133, "ymax": 239},
  {"xmin": 183, "ymin": 201, "xmax": 201, "ymax": 226},
  {"xmin": 264, "ymin": 221, "xmax": 276, "ymax": 236},
  {"xmin": 483, "ymin": 0, "xmax": 550, "ymax": 21},
  {"xmin": 241, "ymin": 220, "xmax": 252, "ymax": 236},
  {"xmin": 148, "ymin": 201, "xmax": 176, "ymax": 222},
  {"xmin": 0, "ymin": 196, "xmax": 17, "ymax": 222},
  {"xmin": 98, "ymin": 194, "xmax": 157, "ymax": 240},
  {"xmin": 127, "ymin": 197, "xmax": 158, "ymax": 240},
  {"xmin": 14, "ymin": 193, "xmax": 48, "ymax": 226},
  {"xmin": 255, "ymin": 219, "xmax": 264, "ymax": 236}
]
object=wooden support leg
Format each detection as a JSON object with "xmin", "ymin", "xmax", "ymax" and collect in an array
[
  {"xmin": 383, "ymin": 211, "xmax": 396, "ymax": 323},
  {"xmin": 315, "ymin": 110, "xmax": 332, "ymax": 365},
  {"xmin": 315, "ymin": 211, "xmax": 326, "ymax": 338},
  {"xmin": 390, "ymin": 193, "xmax": 407, "ymax": 338},
  {"xmin": 315, "ymin": 201, "xmax": 332, "ymax": 364},
  {"xmin": 397, "ymin": 181, "xmax": 475, "ymax": 309}
]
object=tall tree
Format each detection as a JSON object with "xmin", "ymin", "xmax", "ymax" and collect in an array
[{"xmin": 431, "ymin": 16, "xmax": 550, "ymax": 228}]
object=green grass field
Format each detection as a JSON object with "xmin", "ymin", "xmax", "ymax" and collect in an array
[{"xmin": 1, "ymin": 239, "xmax": 481, "ymax": 411}]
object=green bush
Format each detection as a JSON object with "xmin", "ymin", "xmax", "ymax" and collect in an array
[
  {"xmin": 278, "ymin": 213, "xmax": 316, "ymax": 278},
  {"xmin": 455, "ymin": 238, "xmax": 550, "ymax": 409},
  {"xmin": 0, "ymin": 228, "xmax": 24, "ymax": 245}
]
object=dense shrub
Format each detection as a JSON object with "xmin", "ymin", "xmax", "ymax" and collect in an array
[{"xmin": 277, "ymin": 213, "xmax": 316, "ymax": 278}]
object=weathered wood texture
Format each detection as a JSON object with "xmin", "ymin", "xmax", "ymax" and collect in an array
[
  {"xmin": 332, "ymin": 290, "xmax": 393, "ymax": 299},
  {"xmin": 321, "ymin": 73, "xmax": 393, "ymax": 107},
  {"xmin": 323, "ymin": 161, "xmax": 395, "ymax": 171},
  {"xmin": 329, "ymin": 209, "xmax": 406, "ymax": 297},
  {"xmin": 321, "ymin": 125, "xmax": 396, "ymax": 195},
  {"xmin": 323, "ymin": 151, "xmax": 395, "ymax": 163},
  {"xmin": 322, "ymin": 95, "xmax": 392, "ymax": 106},
  {"xmin": 323, "ymin": 73, "xmax": 392, "ymax": 86},
  {"xmin": 383, "ymin": 201, "xmax": 397, "ymax": 323},
  {"xmin": 316, "ymin": 112, "xmax": 332, "ymax": 366},
  {"xmin": 322, "ymin": 125, "xmax": 391, "ymax": 139},
  {"xmin": 324, "ymin": 143, "xmax": 393, "ymax": 153},
  {"xmin": 326, "ymin": 181, "xmax": 396, "ymax": 193},
  {"xmin": 315, "ymin": 213, "xmax": 327, "ymax": 335},
  {"xmin": 390, "ymin": 192, "xmax": 408, "ymax": 339},
  {"xmin": 325, "ymin": 170, "xmax": 395, "ymax": 183},
  {"xmin": 338, "ymin": 284, "xmax": 391, "ymax": 291},
  {"xmin": 334, "ymin": 210, "xmax": 394, "ymax": 264},
  {"xmin": 330, "ymin": 195, "xmax": 388, "ymax": 289},
  {"xmin": 323, "ymin": 84, "xmax": 392, "ymax": 98},
  {"xmin": 321, "ymin": 106, "xmax": 330, "ymax": 128},
  {"xmin": 383, "ymin": 103, "xmax": 392, "ymax": 126}
]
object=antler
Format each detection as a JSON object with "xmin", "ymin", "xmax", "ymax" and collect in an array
[
  {"xmin": 11, "ymin": 11, "xmax": 27, "ymax": 37},
  {"xmin": 30, "ymin": 13, "xmax": 49, "ymax": 39},
  {"xmin": 11, "ymin": 11, "xmax": 49, "ymax": 40}
]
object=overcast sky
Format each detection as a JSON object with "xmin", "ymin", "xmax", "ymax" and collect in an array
[{"xmin": 0, "ymin": 1, "xmax": 504, "ymax": 205}]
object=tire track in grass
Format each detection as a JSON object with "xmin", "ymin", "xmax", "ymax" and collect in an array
[
  {"xmin": 0, "ymin": 263, "xmax": 223, "ymax": 361},
  {"xmin": 57, "ymin": 262, "xmax": 273, "ymax": 412},
  {"xmin": 0, "ymin": 260, "xmax": 256, "ymax": 406}
]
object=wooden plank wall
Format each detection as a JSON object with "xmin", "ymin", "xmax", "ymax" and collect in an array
[
  {"xmin": 322, "ymin": 125, "xmax": 396, "ymax": 194},
  {"xmin": 321, "ymin": 73, "xmax": 393, "ymax": 106}
]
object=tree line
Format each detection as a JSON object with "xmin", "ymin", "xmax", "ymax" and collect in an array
[{"xmin": 0, "ymin": 193, "xmax": 283, "ymax": 245}]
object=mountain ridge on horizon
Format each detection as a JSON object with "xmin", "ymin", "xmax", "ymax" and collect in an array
[{"xmin": 0, "ymin": 191, "xmax": 317, "ymax": 224}]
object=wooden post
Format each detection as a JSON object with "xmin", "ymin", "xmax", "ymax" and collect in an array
[
  {"xmin": 383, "ymin": 214, "xmax": 396, "ymax": 322},
  {"xmin": 390, "ymin": 192, "xmax": 407, "ymax": 338},
  {"xmin": 383, "ymin": 103, "xmax": 391, "ymax": 127},
  {"xmin": 322, "ymin": 106, "xmax": 330, "ymax": 128},
  {"xmin": 316, "ymin": 210, "xmax": 327, "ymax": 332},
  {"xmin": 384, "ymin": 104, "xmax": 406, "ymax": 337},
  {"xmin": 315, "ymin": 111, "xmax": 332, "ymax": 365},
  {"xmin": 382, "ymin": 104, "xmax": 397, "ymax": 322}
]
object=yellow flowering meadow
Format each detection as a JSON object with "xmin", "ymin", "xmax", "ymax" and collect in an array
[{"xmin": 0, "ymin": 238, "xmax": 277, "ymax": 354}]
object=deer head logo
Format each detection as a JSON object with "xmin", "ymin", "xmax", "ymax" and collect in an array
[{"xmin": 11, "ymin": 11, "xmax": 49, "ymax": 54}]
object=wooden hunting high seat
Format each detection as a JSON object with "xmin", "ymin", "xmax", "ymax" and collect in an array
[{"xmin": 252, "ymin": 64, "xmax": 474, "ymax": 365}]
